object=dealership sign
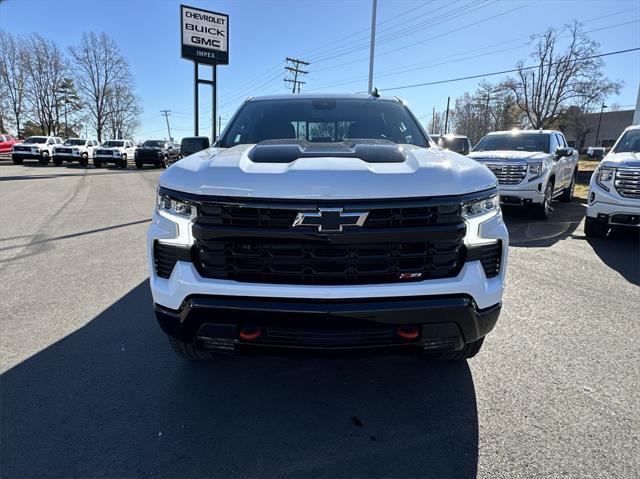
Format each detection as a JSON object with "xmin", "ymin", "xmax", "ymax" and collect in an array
[{"xmin": 181, "ymin": 5, "xmax": 229, "ymax": 65}]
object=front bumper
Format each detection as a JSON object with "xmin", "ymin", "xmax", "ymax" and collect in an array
[
  {"xmin": 12, "ymin": 152, "xmax": 42, "ymax": 160},
  {"xmin": 587, "ymin": 183, "xmax": 640, "ymax": 227},
  {"xmin": 498, "ymin": 183, "xmax": 546, "ymax": 205},
  {"xmin": 155, "ymin": 294, "xmax": 501, "ymax": 352},
  {"xmin": 136, "ymin": 156, "xmax": 163, "ymax": 164},
  {"xmin": 94, "ymin": 155, "xmax": 123, "ymax": 163},
  {"xmin": 53, "ymin": 153, "xmax": 82, "ymax": 161}
]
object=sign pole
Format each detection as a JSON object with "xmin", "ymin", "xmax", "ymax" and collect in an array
[
  {"xmin": 194, "ymin": 61, "xmax": 199, "ymax": 136},
  {"xmin": 213, "ymin": 64, "xmax": 217, "ymax": 141},
  {"xmin": 367, "ymin": 0, "xmax": 377, "ymax": 95}
]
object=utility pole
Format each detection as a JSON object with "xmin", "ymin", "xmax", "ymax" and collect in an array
[
  {"xmin": 431, "ymin": 107, "xmax": 435, "ymax": 133},
  {"xmin": 595, "ymin": 103, "xmax": 607, "ymax": 147},
  {"xmin": 161, "ymin": 110, "xmax": 172, "ymax": 142},
  {"xmin": 367, "ymin": 0, "xmax": 378, "ymax": 94},
  {"xmin": 444, "ymin": 96, "xmax": 451, "ymax": 134},
  {"xmin": 284, "ymin": 57, "xmax": 310, "ymax": 94}
]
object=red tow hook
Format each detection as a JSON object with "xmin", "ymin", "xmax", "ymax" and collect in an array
[
  {"xmin": 397, "ymin": 326, "xmax": 420, "ymax": 340},
  {"xmin": 239, "ymin": 327, "xmax": 262, "ymax": 341}
]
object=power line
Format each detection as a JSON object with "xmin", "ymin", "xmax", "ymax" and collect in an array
[
  {"xmin": 306, "ymin": 18, "xmax": 640, "ymax": 92},
  {"xmin": 284, "ymin": 57, "xmax": 310, "ymax": 94},
  {"xmin": 364, "ymin": 47, "xmax": 640, "ymax": 93}
]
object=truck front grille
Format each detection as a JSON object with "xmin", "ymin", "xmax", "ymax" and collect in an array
[
  {"xmin": 615, "ymin": 168, "xmax": 640, "ymax": 199},
  {"xmin": 96, "ymin": 149, "xmax": 112, "ymax": 156},
  {"xmin": 13, "ymin": 146, "xmax": 32, "ymax": 152},
  {"xmin": 193, "ymin": 238, "xmax": 465, "ymax": 285},
  {"xmin": 137, "ymin": 150, "xmax": 160, "ymax": 159},
  {"xmin": 485, "ymin": 164, "xmax": 527, "ymax": 185},
  {"xmin": 190, "ymin": 197, "xmax": 469, "ymax": 285}
]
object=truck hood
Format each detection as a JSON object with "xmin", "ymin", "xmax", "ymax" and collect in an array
[
  {"xmin": 600, "ymin": 151, "xmax": 640, "ymax": 169},
  {"xmin": 158, "ymin": 142, "xmax": 497, "ymax": 200},
  {"xmin": 468, "ymin": 150, "xmax": 548, "ymax": 163}
]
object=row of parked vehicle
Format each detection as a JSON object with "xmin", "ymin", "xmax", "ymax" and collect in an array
[
  {"xmin": 8, "ymin": 135, "xmax": 185, "ymax": 169},
  {"xmin": 430, "ymin": 127, "xmax": 639, "ymax": 235}
]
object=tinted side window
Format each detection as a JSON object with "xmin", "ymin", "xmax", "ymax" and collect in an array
[
  {"xmin": 549, "ymin": 134, "xmax": 558, "ymax": 152},
  {"xmin": 556, "ymin": 133, "xmax": 567, "ymax": 147}
]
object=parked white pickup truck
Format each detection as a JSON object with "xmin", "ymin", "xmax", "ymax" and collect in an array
[
  {"xmin": 469, "ymin": 130, "xmax": 579, "ymax": 219},
  {"xmin": 93, "ymin": 139, "xmax": 136, "ymax": 168},
  {"xmin": 11, "ymin": 135, "xmax": 64, "ymax": 165},
  {"xmin": 148, "ymin": 93, "xmax": 508, "ymax": 361},
  {"xmin": 52, "ymin": 138, "xmax": 99, "ymax": 167},
  {"xmin": 586, "ymin": 125, "xmax": 640, "ymax": 237}
]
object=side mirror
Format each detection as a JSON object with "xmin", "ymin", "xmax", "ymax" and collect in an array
[{"xmin": 555, "ymin": 147, "xmax": 573, "ymax": 159}]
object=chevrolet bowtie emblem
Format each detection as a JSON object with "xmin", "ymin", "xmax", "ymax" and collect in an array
[{"xmin": 292, "ymin": 208, "xmax": 369, "ymax": 233}]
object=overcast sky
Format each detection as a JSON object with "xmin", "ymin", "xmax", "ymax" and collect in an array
[{"xmin": 2, "ymin": 0, "xmax": 639, "ymax": 140}]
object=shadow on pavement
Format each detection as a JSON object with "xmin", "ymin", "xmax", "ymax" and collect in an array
[
  {"xmin": 1, "ymin": 281, "xmax": 479, "ymax": 478},
  {"xmin": 504, "ymin": 200, "xmax": 586, "ymax": 247},
  {"xmin": 586, "ymin": 229, "xmax": 640, "ymax": 285}
]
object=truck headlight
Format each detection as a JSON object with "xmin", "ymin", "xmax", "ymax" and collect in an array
[
  {"xmin": 596, "ymin": 167, "xmax": 614, "ymax": 191},
  {"xmin": 528, "ymin": 162, "xmax": 543, "ymax": 176},
  {"xmin": 462, "ymin": 195, "xmax": 500, "ymax": 219},
  {"xmin": 157, "ymin": 191, "xmax": 196, "ymax": 219}
]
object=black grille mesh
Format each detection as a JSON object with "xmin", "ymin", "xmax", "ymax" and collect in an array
[{"xmin": 192, "ymin": 200, "xmax": 467, "ymax": 285}]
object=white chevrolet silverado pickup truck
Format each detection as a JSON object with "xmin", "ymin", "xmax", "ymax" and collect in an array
[
  {"xmin": 469, "ymin": 130, "xmax": 579, "ymax": 219},
  {"xmin": 586, "ymin": 125, "xmax": 640, "ymax": 237},
  {"xmin": 148, "ymin": 94, "xmax": 509, "ymax": 360},
  {"xmin": 11, "ymin": 135, "xmax": 64, "ymax": 165},
  {"xmin": 52, "ymin": 138, "xmax": 99, "ymax": 167}
]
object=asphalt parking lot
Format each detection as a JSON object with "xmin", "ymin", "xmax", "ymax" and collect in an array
[{"xmin": 1, "ymin": 161, "xmax": 638, "ymax": 478}]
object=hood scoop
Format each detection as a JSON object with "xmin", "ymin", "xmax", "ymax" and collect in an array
[{"xmin": 248, "ymin": 139, "xmax": 408, "ymax": 164}]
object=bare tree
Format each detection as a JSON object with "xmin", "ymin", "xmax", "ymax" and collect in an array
[
  {"xmin": 505, "ymin": 22, "xmax": 621, "ymax": 129},
  {"xmin": 105, "ymin": 84, "xmax": 142, "ymax": 139},
  {"xmin": 452, "ymin": 83, "xmax": 523, "ymax": 144},
  {"xmin": 0, "ymin": 31, "xmax": 29, "ymax": 137},
  {"xmin": 23, "ymin": 34, "xmax": 69, "ymax": 135},
  {"xmin": 68, "ymin": 32, "xmax": 134, "ymax": 142}
]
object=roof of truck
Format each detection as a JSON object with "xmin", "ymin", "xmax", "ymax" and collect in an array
[{"xmin": 246, "ymin": 93, "xmax": 402, "ymax": 102}]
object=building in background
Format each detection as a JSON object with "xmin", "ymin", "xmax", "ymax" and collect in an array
[{"xmin": 563, "ymin": 109, "xmax": 634, "ymax": 151}]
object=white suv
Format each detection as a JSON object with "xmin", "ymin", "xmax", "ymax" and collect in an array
[
  {"xmin": 148, "ymin": 94, "xmax": 508, "ymax": 361},
  {"xmin": 469, "ymin": 130, "xmax": 579, "ymax": 219},
  {"xmin": 52, "ymin": 138, "xmax": 99, "ymax": 167},
  {"xmin": 93, "ymin": 139, "xmax": 136, "ymax": 168},
  {"xmin": 11, "ymin": 136, "xmax": 64, "ymax": 165},
  {"xmin": 585, "ymin": 125, "xmax": 640, "ymax": 237}
]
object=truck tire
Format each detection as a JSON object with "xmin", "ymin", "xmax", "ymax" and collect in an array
[
  {"xmin": 80, "ymin": 154, "xmax": 88, "ymax": 167},
  {"xmin": 533, "ymin": 181, "xmax": 554, "ymax": 220},
  {"xmin": 168, "ymin": 336, "xmax": 213, "ymax": 360},
  {"xmin": 39, "ymin": 151, "xmax": 50, "ymax": 166},
  {"xmin": 12, "ymin": 157, "xmax": 23, "ymax": 165},
  {"xmin": 559, "ymin": 170, "xmax": 577, "ymax": 202},
  {"xmin": 160, "ymin": 156, "xmax": 168, "ymax": 168},
  {"xmin": 53, "ymin": 157, "xmax": 63, "ymax": 167},
  {"xmin": 120, "ymin": 155, "xmax": 127, "ymax": 169},
  {"xmin": 135, "ymin": 161, "xmax": 143, "ymax": 169},
  {"xmin": 94, "ymin": 160, "xmax": 102, "ymax": 168},
  {"xmin": 584, "ymin": 217, "xmax": 607, "ymax": 238},
  {"xmin": 438, "ymin": 337, "xmax": 485, "ymax": 360}
]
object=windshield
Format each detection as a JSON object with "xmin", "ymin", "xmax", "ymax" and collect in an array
[
  {"xmin": 440, "ymin": 137, "xmax": 467, "ymax": 151},
  {"xmin": 143, "ymin": 140, "xmax": 165, "ymax": 148},
  {"xmin": 64, "ymin": 139, "xmax": 86, "ymax": 146},
  {"xmin": 103, "ymin": 141, "xmax": 124, "ymax": 147},
  {"xmin": 474, "ymin": 133, "xmax": 550, "ymax": 153},
  {"xmin": 24, "ymin": 137, "xmax": 47, "ymax": 144},
  {"xmin": 220, "ymin": 98, "xmax": 428, "ymax": 148},
  {"xmin": 613, "ymin": 129, "xmax": 640, "ymax": 153}
]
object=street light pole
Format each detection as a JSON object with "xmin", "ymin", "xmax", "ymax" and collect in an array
[
  {"xmin": 595, "ymin": 103, "xmax": 607, "ymax": 147},
  {"xmin": 367, "ymin": 0, "xmax": 377, "ymax": 95}
]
